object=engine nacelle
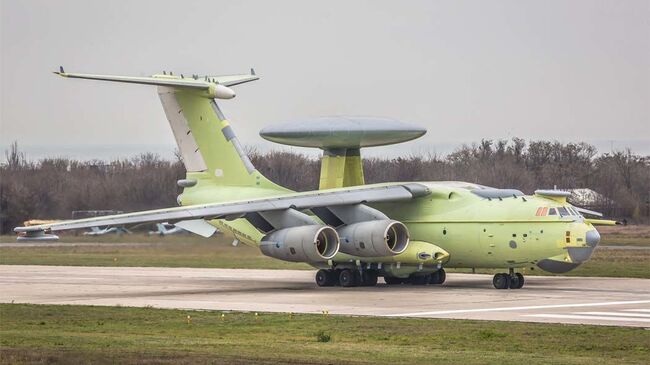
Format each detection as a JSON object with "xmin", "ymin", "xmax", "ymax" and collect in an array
[
  {"xmin": 337, "ymin": 220, "xmax": 409, "ymax": 257},
  {"xmin": 260, "ymin": 225, "xmax": 340, "ymax": 263}
]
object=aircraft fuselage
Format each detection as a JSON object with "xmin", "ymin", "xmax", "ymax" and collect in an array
[{"xmin": 180, "ymin": 180, "xmax": 599, "ymax": 278}]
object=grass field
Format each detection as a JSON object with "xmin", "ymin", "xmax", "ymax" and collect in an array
[
  {"xmin": 1, "ymin": 225, "xmax": 648, "ymax": 278},
  {"xmin": 1, "ymin": 304, "xmax": 648, "ymax": 365},
  {"xmin": 598, "ymin": 225, "xmax": 650, "ymax": 246},
  {"xmin": 0, "ymin": 235, "xmax": 309, "ymax": 270}
]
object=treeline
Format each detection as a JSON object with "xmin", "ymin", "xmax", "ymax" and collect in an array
[{"xmin": 1, "ymin": 139, "xmax": 649, "ymax": 233}]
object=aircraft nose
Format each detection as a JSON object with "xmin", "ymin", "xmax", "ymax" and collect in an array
[{"xmin": 585, "ymin": 229, "xmax": 600, "ymax": 247}]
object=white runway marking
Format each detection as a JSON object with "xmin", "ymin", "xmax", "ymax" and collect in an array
[
  {"xmin": 525, "ymin": 314, "xmax": 650, "ymax": 323},
  {"xmin": 575, "ymin": 311, "xmax": 650, "ymax": 318},
  {"xmin": 386, "ymin": 300, "xmax": 650, "ymax": 317}
]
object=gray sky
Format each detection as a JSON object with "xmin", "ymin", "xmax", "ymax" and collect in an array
[{"xmin": 1, "ymin": 0, "xmax": 649, "ymax": 159}]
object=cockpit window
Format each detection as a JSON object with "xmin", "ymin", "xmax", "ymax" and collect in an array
[
  {"xmin": 548, "ymin": 208, "xmax": 557, "ymax": 215},
  {"xmin": 557, "ymin": 207, "xmax": 569, "ymax": 217}
]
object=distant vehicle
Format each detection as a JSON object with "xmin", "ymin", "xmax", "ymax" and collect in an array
[
  {"xmin": 148, "ymin": 223, "xmax": 188, "ymax": 236},
  {"xmin": 83, "ymin": 226, "xmax": 131, "ymax": 236}
]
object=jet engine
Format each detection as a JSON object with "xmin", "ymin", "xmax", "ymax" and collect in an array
[
  {"xmin": 337, "ymin": 220, "xmax": 409, "ymax": 257},
  {"xmin": 260, "ymin": 225, "xmax": 340, "ymax": 263}
]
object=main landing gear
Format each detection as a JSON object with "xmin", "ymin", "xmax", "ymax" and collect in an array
[
  {"xmin": 492, "ymin": 269, "xmax": 525, "ymax": 289},
  {"xmin": 315, "ymin": 268, "xmax": 378, "ymax": 287},
  {"xmin": 383, "ymin": 269, "xmax": 446, "ymax": 286},
  {"xmin": 316, "ymin": 268, "xmax": 446, "ymax": 288}
]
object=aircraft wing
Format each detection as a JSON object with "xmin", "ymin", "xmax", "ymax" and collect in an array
[
  {"xmin": 14, "ymin": 183, "xmax": 430, "ymax": 235},
  {"xmin": 55, "ymin": 70, "xmax": 212, "ymax": 89}
]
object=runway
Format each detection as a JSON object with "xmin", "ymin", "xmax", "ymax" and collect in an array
[{"xmin": 1, "ymin": 265, "xmax": 649, "ymax": 327}]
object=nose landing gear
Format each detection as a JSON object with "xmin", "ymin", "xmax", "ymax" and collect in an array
[{"xmin": 493, "ymin": 270, "xmax": 525, "ymax": 289}]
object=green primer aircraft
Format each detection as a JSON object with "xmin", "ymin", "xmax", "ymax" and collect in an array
[{"xmin": 15, "ymin": 68, "xmax": 617, "ymax": 289}]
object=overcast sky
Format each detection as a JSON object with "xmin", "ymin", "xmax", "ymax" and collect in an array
[{"xmin": 1, "ymin": 0, "xmax": 648, "ymax": 159}]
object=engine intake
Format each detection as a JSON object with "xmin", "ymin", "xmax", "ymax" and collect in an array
[
  {"xmin": 337, "ymin": 220, "xmax": 409, "ymax": 257},
  {"xmin": 260, "ymin": 225, "xmax": 340, "ymax": 263}
]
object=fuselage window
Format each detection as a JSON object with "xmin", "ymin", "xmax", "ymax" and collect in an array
[
  {"xmin": 557, "ymin": 207, "xmax": 569, "ymax": 217},
  {"xmin": 548, "ymin": 208, "xmax": 557, "ymax": 216}
]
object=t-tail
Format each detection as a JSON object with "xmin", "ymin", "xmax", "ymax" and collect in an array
[{"xmin": 54, "ymin": 67, "xmax": 285, "ymax": 192}]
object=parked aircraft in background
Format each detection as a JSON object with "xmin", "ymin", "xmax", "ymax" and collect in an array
[
  {"xmin": 83, "ymin": 226, "xmax": 131, "ymax": 236},
  {"xmin": 148, "ymin": 223, "xmax": 188, "ymax": 236},
  {"xmin": 15, "ymin": 68, "xmax": 617, "ymax": 289}
]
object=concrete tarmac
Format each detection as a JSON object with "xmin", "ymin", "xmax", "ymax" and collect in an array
[{"xmin": 1, "ymin": 265, "xmax": 649, "ymax": 327}]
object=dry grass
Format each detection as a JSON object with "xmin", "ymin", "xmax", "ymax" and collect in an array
[
  {"xmin": 598, "ymin": 225, "xmax": 650, "ymax": 246},
  {"xmin": 0, "ymin": 234, "xmax": 309, "ymax": 270}
]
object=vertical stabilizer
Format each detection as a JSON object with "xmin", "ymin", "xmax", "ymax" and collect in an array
[
  {"xmin": 54, "ymin": 69, "xmax": 281, "ymax": 188},
  {"xmin": 157, "ymin": 87, "xmax": 258, "ymax": 186}
]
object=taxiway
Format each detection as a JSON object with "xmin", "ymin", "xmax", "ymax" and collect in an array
[{"xmin": 1, "ymin": 265, "xmax": 648, "ymax": 327}]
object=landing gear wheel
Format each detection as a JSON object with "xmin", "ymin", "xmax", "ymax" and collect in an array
[
  {"xmin": 315, "ymin": 269, "xmax": 336, "ymax": 287},
  {"xmin": 339, "ymin": 269, "xmax": 358, "ymax": 287},
  {"xmin": 383, "ymin": 276, "xmax": 403, "ymax": 285},
  {"xmin": 361, "ymin": 270, "xmax": 378, "ymax": 286},
  {"xmin": 510, "ymin": 273, "xmax": 525, "ymax": 289},
  {"xmin": 509, "ymin": 275, "xmax": 520, "ymax": 289},
  {"xmin": 492, "ymin": 273, "xmax": 511, "ymax": 289},
  {"xmin": 410, "ymin": 274, "xmax": 431, "ymax": 285},
  {"xmin": 429, "ymin": 269, "xmax": 446, "ymax": 285}
]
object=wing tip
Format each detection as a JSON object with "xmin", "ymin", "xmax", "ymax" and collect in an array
[{"xmin": 53, "ymin": 66, "xmax": 67, "ymax": 77}]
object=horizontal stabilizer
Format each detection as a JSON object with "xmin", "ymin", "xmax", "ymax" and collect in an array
[
  {"xmin": 55, "ymin": 71, "xmax": 212, "ymax": 89},
  {"xmin": 54, "ymin": 68, "xmax": 259, "ymax": 91},
  {"xmin": 204, "ymin": 68, "xmax": 259, "ymax": 87}
]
